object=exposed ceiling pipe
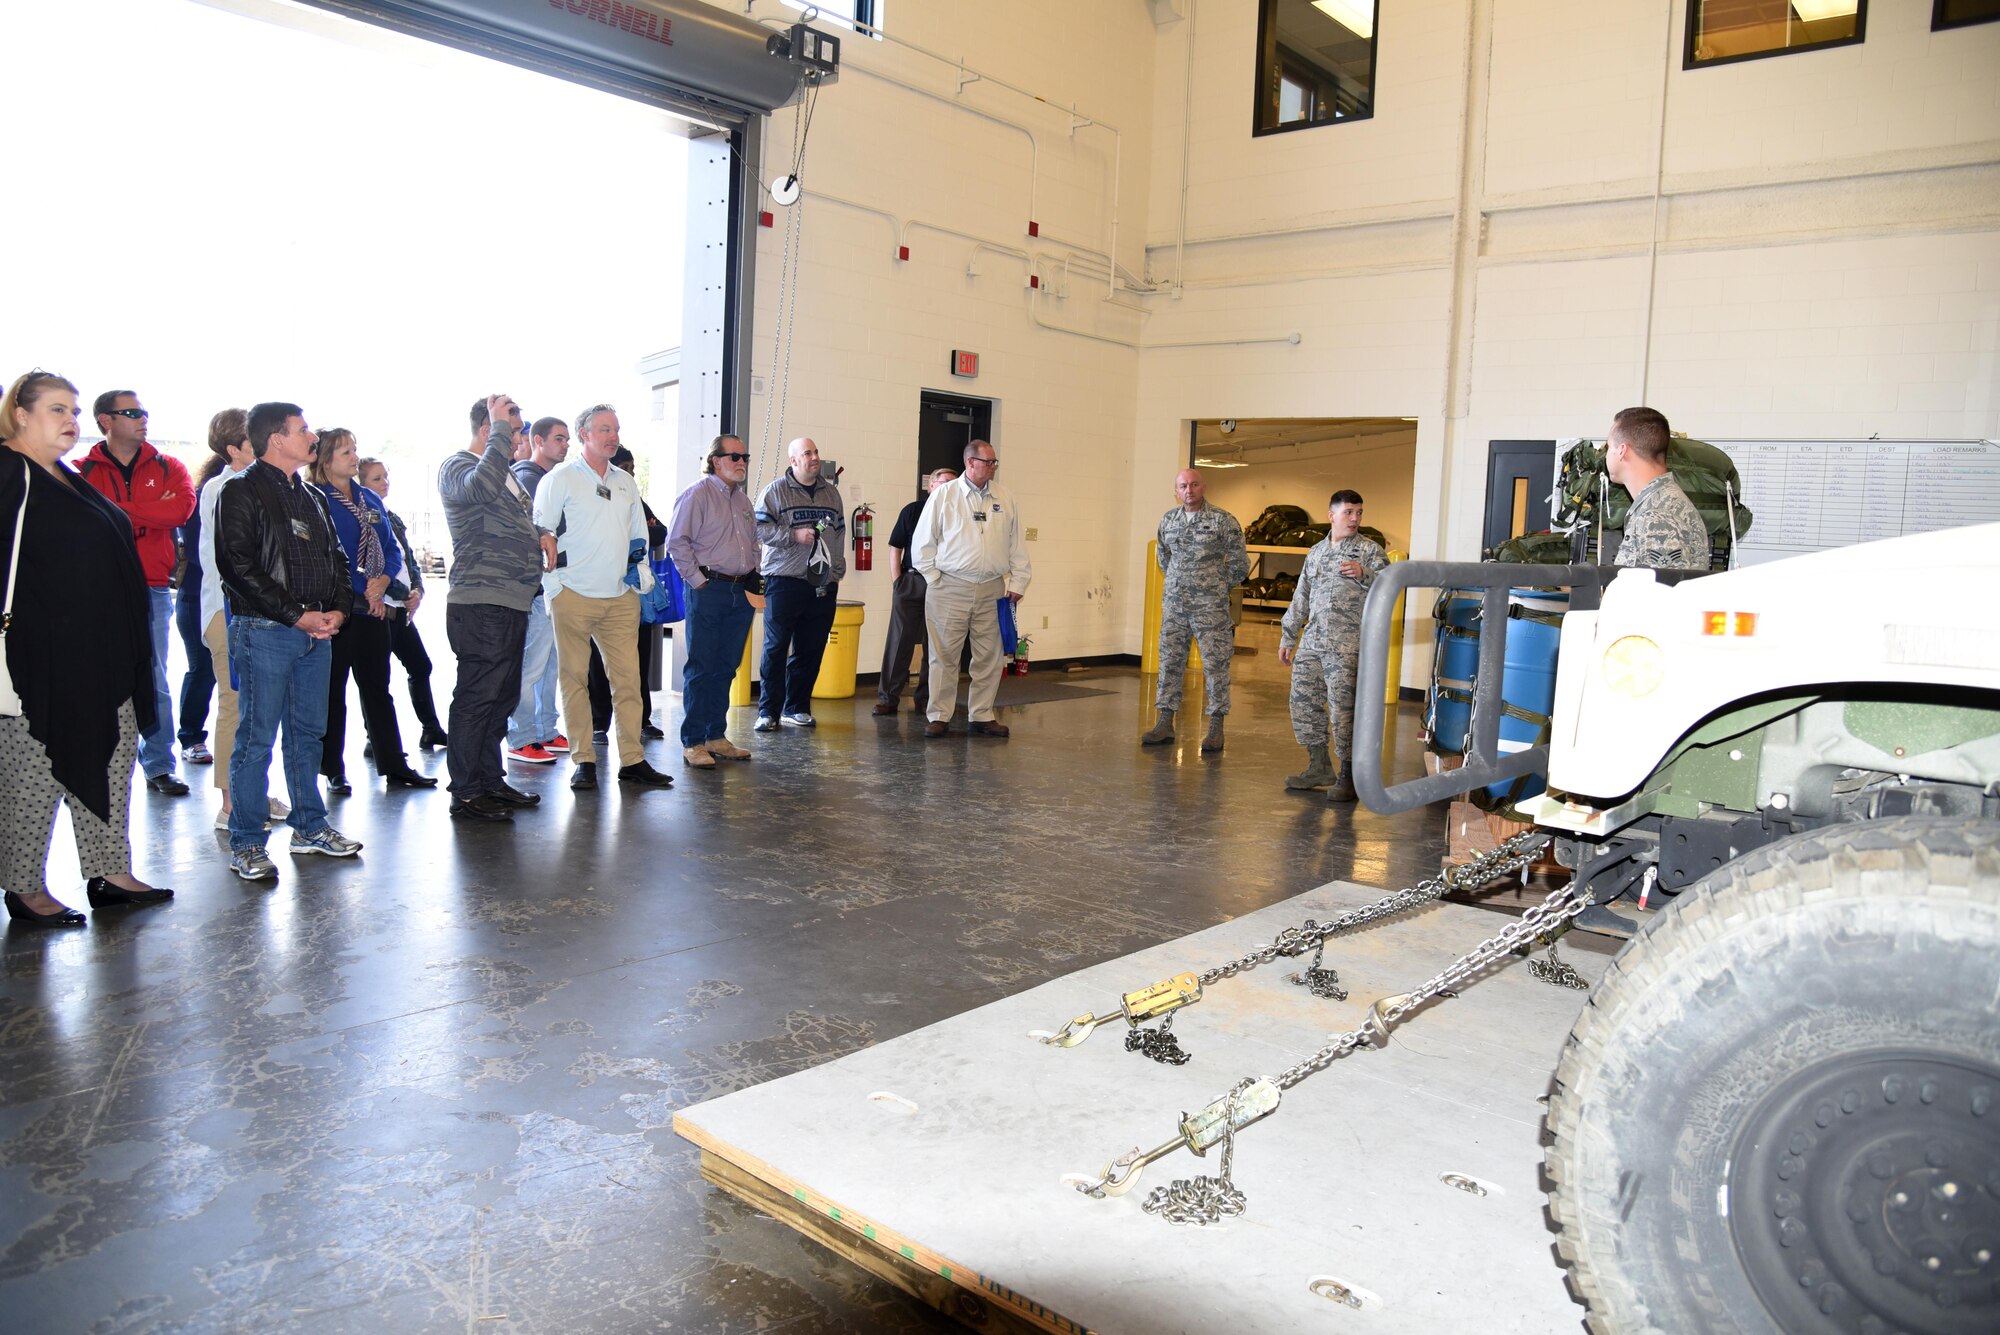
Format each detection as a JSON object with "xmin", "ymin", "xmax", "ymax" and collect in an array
[
  {"xmin": 1638, "ymin": 3, "xmax": 1675, "ymax": 404},
  {"xmin": 753, "ymin": 4, "xmax": 1126, "ymax": 289},
  {"xmin": 1176, "ymin": 0, "xmax": 1196, "ymax": 293},
  {"xmin": 1030, "ymin": 281, "xmax": 1299, "ymax": 350}
]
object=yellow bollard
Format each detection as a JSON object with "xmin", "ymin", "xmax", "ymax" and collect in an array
[
  {"xmin": 1141, "ymin": 541, "xmax": 1163, "ymax": 675},
  {"xmin": 730, "ymin": 610, "xmax": 761, "ymax": 708},
  {"xmin": 1385, "ymin": 549, "xmax": 1407, "ymax": 705},
  {"xmin": 811, "ymin": 601, "xmax": 867, "ymax": 698},
  {"xmin": 1141, "ymin": 540, "xmax": 1202, "ymax": 678}
]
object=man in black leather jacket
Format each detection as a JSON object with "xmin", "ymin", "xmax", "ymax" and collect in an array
[{"xmin": 212, "ymin": 402, "xmax": 363, "ymax": 881}]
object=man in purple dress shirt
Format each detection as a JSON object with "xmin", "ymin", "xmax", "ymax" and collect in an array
[{"xmin": 664, "ymin": 435, "xmax": 761, "ymax": 770}]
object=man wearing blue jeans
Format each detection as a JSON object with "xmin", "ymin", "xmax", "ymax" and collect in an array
[
  {"xmin": 504, "ymin": 417, "xmax": 570, "ymax": 765},
  {"xmin": 665, "ymin": 435, "xmax": 760, "ymax": 770},
  {"xmin": 79, "ymin": 390, "xmax": 196, "ymax": 795},
  {"xmin": 753, "ymin": 437, "xmax": 845, "ymax": 731},
  {"xmin": 212, "ymin": 402, "xmax": 363, "ymax": 881}
]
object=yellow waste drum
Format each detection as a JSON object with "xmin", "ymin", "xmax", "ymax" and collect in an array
[{"xmin": 812, "ymin": 601, "xmax": 866, "ymax": 698}]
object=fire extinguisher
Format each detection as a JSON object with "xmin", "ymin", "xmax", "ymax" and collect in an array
[{"xmin": 852, "ymin": 504, "xmax": 874, "ymax": 571}]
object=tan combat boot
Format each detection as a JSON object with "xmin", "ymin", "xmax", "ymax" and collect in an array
[{"xmin": 1285, "ymin": 744, "xmax": 1334, "ymax": 790}]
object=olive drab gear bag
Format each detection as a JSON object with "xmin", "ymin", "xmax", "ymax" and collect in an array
[
  {"xmin": 1491, "ymin": 530, "xmax": 1573, "ymax": 565},
  {"xmin": 1244, "ymin": 505, "xmax": 1314, "ymax": 545},
  {"xmin": 1554, "ymin": 437, "xmax": 1754, "ymax": 563}
]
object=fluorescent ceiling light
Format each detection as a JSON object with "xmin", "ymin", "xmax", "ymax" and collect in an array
[
  {"xmin": 1789, "ymin": 0, "xmax": 1858, "ymax": 18},
  {"xmin": 1312, "ymin": 0, "xmax": 1374, "ymax": 39},
  {"xmin": 1193, "ymin": 457, "xmax": 1249, "ymax": 468}
]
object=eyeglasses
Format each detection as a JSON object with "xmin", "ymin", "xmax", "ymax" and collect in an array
[
  {"xmin": 715, "ymin": 452, "xmax": 750, "ymax": 463},
  {"xmin": 104, "ymin": 407, "xmax": 149, "ymax": 420},
  {"xmin": 967, "ymin": 456, "xmax": 997, "ymax": 466}
]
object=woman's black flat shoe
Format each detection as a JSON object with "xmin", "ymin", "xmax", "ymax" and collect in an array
[
  {"xmin": 85, "ymin": 877, "xmax": 176, "ymax": 909},
  {"xmin": 4, "ymin": 891, "xmax": 87, "ymax": 927},
  {"xmin": 325, "ymin": 774, "xmax": 352, "ymax": 795},
  {"xmin": 384, "ymin": 770, "xmax": 438, "ymax": 789}
]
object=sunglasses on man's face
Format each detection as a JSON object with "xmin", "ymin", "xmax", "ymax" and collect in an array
[
  {"xmin": 104, "ymin": 407, "xmax": 149, "ymax": 420},
  {"xmin": 715, "ymin": 452, "xmax": 750, "ymax": 463}
]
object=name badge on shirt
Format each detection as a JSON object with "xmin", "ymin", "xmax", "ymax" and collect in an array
[
  {"xmin": 972, "ymin": 510, "xmax": 986, "ymax": 523},
  {"xmin": 596, "ymin": 483, "xmax": 613, "ymax": 501},
  {"xmin": 290, "ymin": 518, "xmax": 312, "ymax": 540},
  {"xmin": 364, "ymin": 509, "xmax": 382, "ymax": 525}
]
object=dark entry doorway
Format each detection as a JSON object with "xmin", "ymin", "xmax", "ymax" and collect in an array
[
  {"xmin": 1483, "ymin": 440, "xmax": 1556, "ymax": 556},
  {"xmin": 916, "ymin": 390, "xmax": 993, "ymax": 503}
]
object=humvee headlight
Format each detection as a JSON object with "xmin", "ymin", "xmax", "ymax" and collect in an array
[{"xmin": 1602, "ymin": 635, "xmax": 1664, "ymax": 697}]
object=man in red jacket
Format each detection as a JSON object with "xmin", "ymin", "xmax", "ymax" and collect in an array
[{"xmin": 82, "ymin": 390, "xmax": 197, "ymax": 795}]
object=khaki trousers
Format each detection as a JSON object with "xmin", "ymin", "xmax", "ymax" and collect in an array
[
  {"xmin": 204, "ymin": 612, "xmax": 239, "ymax": 793},
  {"xmin": 550, "ymin": 586, "xmax": 642, "ymax": 767},
  {"xmin": 924, "ymin": 573, "xmax": 1006, "ymax": 723}
]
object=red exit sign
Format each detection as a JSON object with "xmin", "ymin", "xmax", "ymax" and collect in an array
[{"xmin": 950, "ymin": 349, "xmax": 979, "ymax": 378}]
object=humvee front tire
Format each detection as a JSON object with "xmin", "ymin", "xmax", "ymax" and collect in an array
[{"xmin": 1545, "ymin": 816, "xmax": 2000, "ymax": 1335}]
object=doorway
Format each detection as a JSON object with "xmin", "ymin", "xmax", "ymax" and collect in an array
[
  {"xmin": 1482, "ymin": 440, "xmax": 1556, "ymax": 557},
  {"xmin": 916, "ymin": 390, "xmax": 994, "ymax": 501}
]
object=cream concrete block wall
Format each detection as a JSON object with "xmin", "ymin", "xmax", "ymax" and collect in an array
[
  {"xmin": 1130, "ymin": 268, "xmax": 1454, "ymax": 685},
  {"xmin": 728, "ymin": 0, "xmax": 1158, "ymax": 671},
  {"xmin": 1665, "ymin": 1, "xmax": 2000, "ymax": 181},
  {"xmin": 1145, "ymin": 0, "xmax": 1467, "ymax": 244},
  {"xmin": 1138, "ymin": 0, "xmax": 2000, "ymax": 634},
  {"xmin": 717, "ymin": 0, "xmax": 1999, "ymax": 677}
]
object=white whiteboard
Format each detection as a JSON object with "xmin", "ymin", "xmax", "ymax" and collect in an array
[{"xmin": 1708, "ymin": 439, "xmax": 2000, "ymax": 567}]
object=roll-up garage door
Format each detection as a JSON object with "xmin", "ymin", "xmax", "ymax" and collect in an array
[{"xmin": 290, "ymin": 0, "xmax": 803, "ymax": 126}]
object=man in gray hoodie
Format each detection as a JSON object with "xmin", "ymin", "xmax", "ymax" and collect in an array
[
  {"xmin": 753, "ymin": 437, "xmax": 846, "ymax": 729},
  {"xmin": 437, "ymin": 394, "xmax": 544, "ymax": 822}
]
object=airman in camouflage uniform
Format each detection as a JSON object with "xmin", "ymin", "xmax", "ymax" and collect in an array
[
  {"xmin": 1606, "ymin": 405, "xmax": 1711, "ymax": 572},
  {"xmin": 1144, "ymin": 469, "xmax": 1249, "ymax": 752},
  {"xmin": 1616, "ymin": 475, "xmax": 1709, "ymax": 571},
  {"xmin": 1280, "ymin": 490, "xmax": 1388, "ymax": 801}
]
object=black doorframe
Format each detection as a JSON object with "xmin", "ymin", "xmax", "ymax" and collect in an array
[
  {"xmin": 916, "ymin": 390, "xmax": 994, "ymax": 502},
  {"xmin": 1483, "ymin": 440, "xmax": 1557, "ymax": 557}
]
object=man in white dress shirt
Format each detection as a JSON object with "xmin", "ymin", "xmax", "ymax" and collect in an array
[
  {"xmin": 912, "ymin": 440, "xmax": 1031, "ymax": 739},
  {"xmin": 531, "ymin": 404, "xmax": 673, "ymax": 792}
]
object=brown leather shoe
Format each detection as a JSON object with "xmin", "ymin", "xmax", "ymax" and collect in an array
[
  {"xmin": 970, "ymin": 721, "xmax": 1010, "ymax": 738},
  {"xmin": 871, "ymin": 701, "xmax": 897, "ymax": 716},
  {"xmin": 924, "ymin": 720, "xmax": 949, "ymax": 738}
]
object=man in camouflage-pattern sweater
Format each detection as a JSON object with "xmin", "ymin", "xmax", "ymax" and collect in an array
[
  {"xmin": 1142, "ymin": 468, "xmax": 1249, "ymax": 753},
  {"xmin": 1279, "ymin": 490, "xmax": 1388, "ymax": 802}
]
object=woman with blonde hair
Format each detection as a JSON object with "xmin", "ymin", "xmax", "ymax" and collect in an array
[
  {"xmin": 0, "ymin": 370, "xmax": 174, "ymax": 924},
  {"xmin": 309, "ymin": 429, "xmax": 435, "ymax": 791}
]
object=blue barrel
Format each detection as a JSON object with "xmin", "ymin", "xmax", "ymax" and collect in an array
[
  {"xmin": 1479, "ymin": 590, "xmax": 1569, "ymax": 808},
  {"xmin": 1424, "ymin": 589, "xmax": 1481, "ymax": 754}
]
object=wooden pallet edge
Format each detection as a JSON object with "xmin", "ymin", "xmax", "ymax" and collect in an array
[{"xmin": 673, "ymin": 1113, "xmax": 1094, "ymax": 1335}]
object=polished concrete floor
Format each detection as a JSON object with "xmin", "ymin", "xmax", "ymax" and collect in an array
[{"xmin": 0, "ymin": 619, "xmax": 1448, "ymax": 1333}]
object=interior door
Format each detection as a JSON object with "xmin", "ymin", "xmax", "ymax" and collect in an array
[
  {"xmin": 916, "ymin": 392, "xmax": 993, "ymax": 504},
  {"xmin": 1483, "ymin": 440, "xmax": 1556, "ymax": 556}
]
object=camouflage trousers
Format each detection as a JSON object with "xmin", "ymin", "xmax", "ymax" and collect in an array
[
  {"xmin": 1289, "ymin": 639, "xmax": 1357, "ymax": 756},
  {"xmin": 1155, "ymin": 599, "xmax": 1234, "ymax": 716}
]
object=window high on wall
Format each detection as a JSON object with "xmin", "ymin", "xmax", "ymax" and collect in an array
[
  {"xmin": 1254, "ymin": 0, "xmax": 1378, "ymax": 136},
  {"xmin": 1934, "ymin": 0, "xmax": 2000, "ymax": 29},
  {"xmin": 784, "ymin": 0, "xmax": 881, "ymax": 36},
  {"xmin": 1686, "ymin": 1, "xmax": 1866, "ymax": 69}
]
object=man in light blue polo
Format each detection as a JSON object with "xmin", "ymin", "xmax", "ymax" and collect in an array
[{"xmin": 531, "ymin": 404, "xmax": 673, "ymax": 792}]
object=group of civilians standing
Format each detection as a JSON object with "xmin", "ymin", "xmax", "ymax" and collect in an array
[{"xmin": 0, "ymin": 369, "xmax": 1040, "ymax": 920}]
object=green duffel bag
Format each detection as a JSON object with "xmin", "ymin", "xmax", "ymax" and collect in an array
[
  {"xmin": 1272, "ymin": 523, "xmax": 1330, "ymax": 549},
  {"xmin": 1555, "ymin": 436, "xmax": 1754, "ymax": 548},
  {"xmin": 1491, "ymin": 529, "xmax": 1574, "ymax": 564},
  {"xmin": 1245, "ymin": 504, "xmax": 1314, "ymax": 544}
]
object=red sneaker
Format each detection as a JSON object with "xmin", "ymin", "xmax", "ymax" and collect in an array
[
  {"xmin": 543, "ymin": 734, "xmax": 571, "ymax": 753},
  {"xmin": 506, "ymin": 743, "xmax": 556, "ymax": 765}
]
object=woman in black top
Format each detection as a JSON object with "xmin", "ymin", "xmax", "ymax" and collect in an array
[{"xmin": 0, "ymin": 371, "xmax": 174, "ymax": 925}]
